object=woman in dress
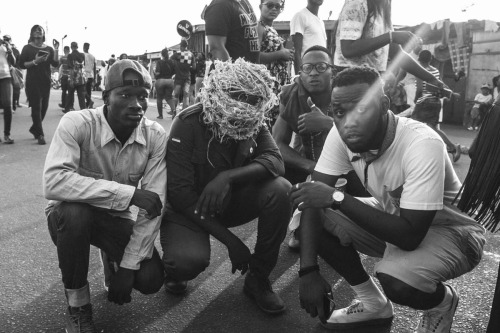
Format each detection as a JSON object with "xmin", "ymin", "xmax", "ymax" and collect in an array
[
  {"xmin": 19, "ymin": 25, "xmax": 59, "ymax": 145},
  {"xmin": 258, "ymin": 0, "xmax": 294, "ymax": 127}
]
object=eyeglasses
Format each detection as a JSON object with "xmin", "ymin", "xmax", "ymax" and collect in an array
[
  {"xmin": 263, "ymin": 2, "xmax": 283, "ymax": 11},
  {"xmin": 300, "ymin": 62, "xmax": 333, "ymax": 74}
]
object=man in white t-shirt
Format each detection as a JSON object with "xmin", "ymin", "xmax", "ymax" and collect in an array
[
  {"xmin": 290, "ymin": 0, "xmax": 327, "ymax": 74},
  {"xmin": 83, "ymin": 42, "xmax": 96, "ymax": 108},
  {"xmin": 290, "ymin": 66, "xmax": 485, "ymax": 332}
]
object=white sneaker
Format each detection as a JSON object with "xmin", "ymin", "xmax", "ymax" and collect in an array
[
  {"xmin": 414, "ymin": 284, "xmax": 459, "ymax": 333},
  {"xmin": 287, "ymin": 230, "xmax": 300, "ymax": 250},
  {"xmin": 322, "ymin": 299, "xmax": 394, "ymax": 330}
]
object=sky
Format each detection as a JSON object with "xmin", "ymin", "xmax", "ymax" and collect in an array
[{"xmin": 1, "ymin": 0, "xmax": 497, "ymax": 61}]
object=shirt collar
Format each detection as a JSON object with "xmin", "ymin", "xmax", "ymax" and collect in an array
[{"xmin": 97, "ymin": 106, "xmax": 147, "ymax": 147}]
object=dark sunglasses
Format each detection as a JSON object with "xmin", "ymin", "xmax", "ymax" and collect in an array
[
  {"xmin": 263, "ymin": 2, "xmax": 283, "ymax": 11},
  {"xmin": 300, "ymin": 62, "xmax": 333, "ymax": 74}
]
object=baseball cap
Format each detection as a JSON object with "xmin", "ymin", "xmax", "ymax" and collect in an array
[
  {"xmin": 481, "ymin": 83, "xmax": 490, "ymax": 89},
  {"xmin": 105, "ymin": 59, "xmax": 152, "ymax": 92}
]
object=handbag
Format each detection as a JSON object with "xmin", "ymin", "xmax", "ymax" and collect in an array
[{"xmin": 10, "ymin": 67, "xmax": 24, "ymax": 89}]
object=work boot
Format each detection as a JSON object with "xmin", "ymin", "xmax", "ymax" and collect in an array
[
  {"xmin": 243, "ymin": 271, "xmax": 285, "ymax": 314},
  {"xmin": 414, "ymin": 284, "xmax": 459, "ymax": 333},
  {"xmin": 65, "ymin": 303, "xmax": 96, "ymax": 333},
  {"xmin": 322, "ymin": 299, "xmax": 394, "ymax": 330}
]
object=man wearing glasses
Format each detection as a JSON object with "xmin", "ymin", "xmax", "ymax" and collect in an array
[
  {"xmin": 290, "ymin": 0, "xmax": 327, "ymax": 74},
  {"xmin": 273, "ymin": 46, "xmax": 367, "ymax": 249}
]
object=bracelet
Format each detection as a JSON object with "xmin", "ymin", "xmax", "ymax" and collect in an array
[
  {"xmin": 389, "ymin": 31, "xmax": 393, "ymax": 44},
  {"xmin": 32, "ymin": 60, "xmax": 38, "ymax": 66},
  {"xmin": 299, "ymin": 264, "xmax": 319, "ymax": 277}
]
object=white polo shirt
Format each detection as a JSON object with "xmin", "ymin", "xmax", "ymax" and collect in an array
[{"xmin": 315, "ymin": 116, "xmax": 477, "ymax": 227}]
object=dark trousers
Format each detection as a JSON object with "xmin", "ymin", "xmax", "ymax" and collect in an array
[
  {"xmin": 66, "ymin": 84, "xmax": 86, "ymax": 111},
  {"xmin": 26, "ymin": 81, "xmax": 50, "ymax": 137},
  {"xmin": 160, "ymin": 177, "xmax": 291, "ymax": 281},
  {"xmin": 47, "ymin": 202, "xmax": 164, "ymax": 294},
  {"xmin": 0, "ymin": 77, "xmax": 13, "ymax": 136},
  {"xmin": 487, "ymin": 263, "xmax": 500, "ymax": 332},
  {"xmin": 60, "ymin": 75, "xmax": 69, "ymax": 107},
  {"xmin": 85, "ymin": 78, "xmax": 94, "ymax": 106}
]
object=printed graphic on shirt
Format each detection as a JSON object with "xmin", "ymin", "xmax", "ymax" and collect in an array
[{"xmin": 239, "ymin": 12, "xmax": 259, "ymax": 53}]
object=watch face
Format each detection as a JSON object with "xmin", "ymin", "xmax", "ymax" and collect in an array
[{"xmin": 333, "ymin": 191, "xmax": 345, "ymax": 202}]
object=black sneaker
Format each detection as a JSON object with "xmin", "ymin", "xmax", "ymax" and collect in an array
[
  {"xmin": 164, "ymin": 276, "xmax": 187, "ymax": 295},
  {"xmin": 3, "ymin": 136, "xmax": 14, "ymax": 144},
  {"xmin": 244, "ymin": 272, "xmax": 285, "ymax": 314},
  {"xmin": 38, "ymin": 135, "xmax": 46, "ymax": 145},
  {"xmin": 65, "ymin": 304, "xmax": 96, "ymax": 333}
]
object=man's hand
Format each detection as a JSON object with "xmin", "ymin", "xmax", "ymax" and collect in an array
[
  {"xmin": 392, "ymin": 31, "xmax": 421, "ymax": 52},
  {"xmin": 227, "ymin": 238, "xmax": 251, "ymax": 275},
  {"xmin": 130, "ymin": 188, "xmax": 163, "ymax": 219},
  {"xmin": 299, "ymin": 271, "xmax": 332, "ymax": 324},
  {"xmin": 289, "ymin": 181, "xmax": 334, "ymax": 211},
  {"xmin": 107, "ymin": 267, "xmax": 135, "ymax": 305},
  {"xmin": 298, "ymin": 97, "xmax": 333, "ymax": 134},
  {"xmin": 195, "ymin": 172, "xmax": 231, "ymax": 219},
  {"xmin": 278, "ymin": 47, "xmax": 295, "ymax": 61}
]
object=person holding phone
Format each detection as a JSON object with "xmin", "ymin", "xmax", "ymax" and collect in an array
[{"xmin": 19, "ymin": 25, "xmax": 59, "ymax": 145}]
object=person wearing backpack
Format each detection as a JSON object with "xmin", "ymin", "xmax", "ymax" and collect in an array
[{"xmin": 65, "ymin": 41, "xmax": 86, "ymax": 112}]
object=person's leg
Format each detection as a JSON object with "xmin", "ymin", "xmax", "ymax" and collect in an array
[
  {"xmin": 40, "ymin": 85, "xmax": 51, "ymax": 122},
  {"xmin": 0, "ymin": 78, "xmax": 14, "ymax": 142},
  {"xmin": 60, "ymin": 75, "xmax": 68, "ymax": 108},
  {"xmin": 160, "ymin": 208, "xmax": 211, "ymax": 282},
  {"xmin": 27, "ymin": 86, "xmax": 44, "ymax": 139},
  {"xmin": 85, "ymin": 78, "xmax": 94, "ymax": 107},
  {"xmin": 223, "ymin": 177, "xmax": 291, "ymax": 277},
  {"xmin": 165, "ymin": 79, "xmax": 176, "ymax": 115},
  {"xmin": 155, "ymin": 79, "xmax": 165, "ymax": 118},
  {"xmin": 76, "ymin": 85, "xmax": 86, "ymax": 110},
  {"xmin": 173, "ymin": 84, "xmax": 181, "ymax": 115},
  {"xmin": 66, "ymin": 85, "xmax": 75, "ymax": 112},
  {"xmin": 13, "ymin": 87, "xmax": 20, "ymax": 110},
  {"xmin": 375, "ymin": 222, "xmax": 484, "ymax": 332},
  {"xmin": 182, "ymin": 80, "xmax": 190, "ymax": 110}
]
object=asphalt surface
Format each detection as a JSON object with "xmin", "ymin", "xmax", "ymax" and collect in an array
[{"xmin": 0, "ymin": 90, "xmax": 498, "ymax": 333}]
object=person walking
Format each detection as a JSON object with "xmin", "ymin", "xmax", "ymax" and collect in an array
[
  {"xmin": 0, "ymin": 30, "xmax": 16, "ymax": 144},
  {"xmin": 19, "ymin": 25, "xmax": 59, "ymax": 145},
  {"xmin": 65, "ymin": 42, "xmax": 86, "ymax": 112},
  {"xmin": 58, "ymin": 46, "xmax": 72, "ymax": 111},
  {"xmin": 83, "ymin": 42, "xmax": 96, "ymax": 108},
  {"xmin": 154, "ymin": 48, "xmax": 175, "ymax": 119}
]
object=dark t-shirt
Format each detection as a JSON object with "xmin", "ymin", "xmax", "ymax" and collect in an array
[
  {"xmin": 67, "ymin": 50, "xmax": 85, "ymax": 69},
  {"xmin": 19, "ymin": 44, "xmax": 58, "ymax": 86},
  {"xmin": 155, "ymin": 59, "xmax": 175, "ymax": 79},
  {"xmin": 204, "ymin": 0, "xmax": 260, "ymax": 63}
]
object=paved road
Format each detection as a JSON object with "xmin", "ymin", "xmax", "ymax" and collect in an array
[{"xmin": 0, "ymin": 90, "xmax": 498, "ymax": 332}]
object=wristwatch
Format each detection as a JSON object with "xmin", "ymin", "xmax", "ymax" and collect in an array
[{"xmin": 330, "ymin": 189, "xmax": 345, "ymax": 210}]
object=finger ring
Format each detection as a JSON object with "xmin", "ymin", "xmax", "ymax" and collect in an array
[
  {"xmin": 299, "ymin": 202, "xmax": 304, "ymax": 206},
  {"xmin": 296, "ymin": 183, "xmax": 300, "ymax": 190},
  {"xmin": 310, "ymin": 104, "xmax": 316, "ymax": 109}
]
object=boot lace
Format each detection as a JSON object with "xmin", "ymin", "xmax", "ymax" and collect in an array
[{"xmin": 68, "ymin": 306, "xmax": 96, "ymax": 333}]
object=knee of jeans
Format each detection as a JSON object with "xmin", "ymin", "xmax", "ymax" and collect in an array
[
  {"xmin": 55, "ymin": 202, "xmax": 93, "ymax": 233},
  {"xmin": 135, "ymin": 254, "xmax": 165, "ymax": 294},
  {"xmin": 163, "ymin": 250, "xmax": 209, "ymax": 281},
  {"xmin": 377, "ymin": 272, "xmax": 414, "ymax": 304}
]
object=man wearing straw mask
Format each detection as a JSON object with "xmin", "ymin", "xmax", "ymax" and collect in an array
[
  {"xmin": 160, "ymin": 59, "xmax": 292, "ymax": 314},
  {"xmin": 290, "ymin": 66, "xmax": 485, "ymax": 332}
]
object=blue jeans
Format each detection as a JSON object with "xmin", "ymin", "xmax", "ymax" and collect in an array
[
  {"xmin": 47, "ymin": 202, "xmax": 164, "ymax": 293},
  {"xmin": 160, "ymin": 177, "xmax": 291, "ymax": 280},
  {"xmin": 0, "ymin": 77, "xmax": 13, "ymax": 136}
]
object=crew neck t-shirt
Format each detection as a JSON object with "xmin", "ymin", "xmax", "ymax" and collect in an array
[
  {"xmin": 290, "ymin": 7, "xmax": 327, "ymax": 57},
  {"xmin": 204, "ymin": 0, "xmax": 260, "ymax": 63},
  {"xmin": 315, "ymin": 116, "xmax": 477, "ymax": 228}
]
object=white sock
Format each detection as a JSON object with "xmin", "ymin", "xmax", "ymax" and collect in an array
[
  {"xmin": 431, "ymin": 285, "xmax": 453, "ymax": 313},
  {"xmin": 351, "ymin": 277, "xmax": 387, "ymax": 311}
]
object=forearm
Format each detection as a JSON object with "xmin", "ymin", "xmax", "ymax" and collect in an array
[
  {"xmin": 299, "ymin": 208, "xmax": 324, "ymax": 267},
  {"xmin": 340, "ymin": 33, "xmax": 390, "ymax": 58},
  {"xmin": 398, "ymin": 50, "xmax": 438, "ymax": 83},
  {"xmin": 182, "ymin": 205, "xmax": 240, "ymax": 246},
  {"xmin": 223, "ymin": 163, "xmax": 270, "ymax": 184},
  {"xmin": 210, "ymin": 46, "xmax": 230, "ymax": 62},
  {"xmin": 339, "ymin": 195, "xmax": 423, "ymax": 250},
  {"xmin": 278, "ymin": 143, "xmax": 315, "ymax": 174},
  {"xmin": 260, "ymin": 51, "xmax": 283, "ymax": 64}
]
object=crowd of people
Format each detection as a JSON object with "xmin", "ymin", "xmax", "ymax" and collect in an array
[{"xmin": 1, "ymin": 0, "xmax": 499, "ymax": 332}]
